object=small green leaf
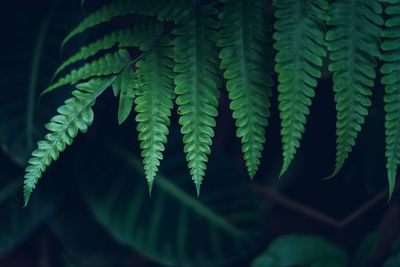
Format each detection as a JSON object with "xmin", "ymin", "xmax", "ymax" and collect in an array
[{"xmin": 115, "ymin": 67, "xmax": 136, "ymax": 125}]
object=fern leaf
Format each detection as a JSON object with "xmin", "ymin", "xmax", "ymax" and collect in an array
[
  {"xmin": 173, "ymin": 3, "xmax": 221, "ymax": 194},
  {"xmin": 381, "ymin": 0, "xmax": 400, "ymax": 197},
  {"xmin": 218, "ymin": 0, "xmax": 274, "ymax": 179},
  {"xmin": 61, "ymin": 0, "xmax": 192, "ymax": 48},
  {"xmin": 54, "ymin": 22, "xmax": 163, "ymax": 79},
  {"xmin": 42, "ymin": 49, "xmax": 131, "ymax": 95},
  {"xmin": 61, "ymin": 0, "xmax": 137, "ymax": 48},
  {"xmin": 112, "ymin": 67, "xmax": 138, "ymax": 125},
  {"xmin": 23, "ymin": 77, "xmax": 116, "ymax": 206},
  {"xmin": 273, "ymin": 0, "xmax": 329, "ymax": 176},
  {"xmin": 326, "ymin": 0, "xmax": 383, "ymax": 177},
  {"xmin": 135, "ymin": 37, "xmax": 175, "ymax": 192}
]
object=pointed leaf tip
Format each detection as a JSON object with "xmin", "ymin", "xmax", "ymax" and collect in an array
[
  {"xmin": 117, "ymin": 114, "xmax": 128, "ymax": 125},
  {"xmin": 148, "ymin": 181, "xmax": 153, "ymax": 197},
  {"xmin": 23, "ymin": 195, "xmax": 29, "ymax": 208},
  {"xmin": 23, "ymin": 188, "xmax": 31, "ymax": 208},
  {"xmin": 323, "ymin": 165, "xmax": 342, "ymax": 181},
  {"xmin": 388, "ymin": 169, "xmax": 396, "ymax": 202},
  {"xmin": 195, "ymin": 183, "xmax": 201, "ymax": 197},
  {"xmin": 249, "ymin": 170, "xmax": 256, "ymax": 180},
  {"xmin": 279, "ymin": 162, "xmax": 289, "ymax": 178}
]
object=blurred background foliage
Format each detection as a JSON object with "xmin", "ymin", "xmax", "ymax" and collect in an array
[{"xmin": 0, "ymin": 0, "xmax": 400, "ymax": 266}]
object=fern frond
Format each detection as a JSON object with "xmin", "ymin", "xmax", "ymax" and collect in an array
[
  {"xmin": 173, "ymin": 3, "xmax": 221, "ymax": 194},
  {"xmin": 61, "ymin": 0, "xmax": 136, "ymax": 48},
  {"xmin": 135, "ymin": 37, "xmax": 175, "ymax": 192},
  {"xmin": 380, "ymin": 0, "xmax": 400, "ymax": 197},
  {"xmin": 273, "ymin": 0, "xmax": 329, "ymax": 176},
  {"xmin": 23, "ymin": 77, "xmax": 116, "ymax": 206},
  {"xmin": 54, "ymin": 22, "xmax": 163, "ymax": 79},
  {"xmin": 42, "ymin": 49, "xmax": 131, "ymax": 95},
  {"xmin": 62, "ymin": 0, "xmax": 192, "ymax": 48},
  {"xmin": 326, "ymin": 0, "xmax": 383, "ymax": 177},
  {"xmin": 218, "ymin": 0, "xmax": 273, "ymax": 179}
]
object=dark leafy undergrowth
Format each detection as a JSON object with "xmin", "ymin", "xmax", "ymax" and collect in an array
[{"xmin": 77, "ymin": 140, "xmax": 264, "ymax": 266}]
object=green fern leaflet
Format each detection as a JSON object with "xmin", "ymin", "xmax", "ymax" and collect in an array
[
  {"xmin": 135, "ymin": 37, "xmax": 175, "ymax": 192},
  {"xmin": 381, "ymin": 0, "xmax": 400, "ymax": 198},
  {"xmin": 326, "ymin": 0, "xmax": 383, "ymax": 178},
  {"xmin": 23, "ymin": 77, "xmax": 116, "ymax": 206},
  {"xmin": 273, "ymin": 0, "xmax": 329, "ymax": 176},
  {"xmin": 218, "ymin": 0, "xmax": 274, "ymax": 179},
  {"xmin": 173, "ymin": 3, "xmax": 221, "ymax": 194}
]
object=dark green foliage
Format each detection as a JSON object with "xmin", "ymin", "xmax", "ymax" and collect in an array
[
  {"xmin": 5, "ymin": 1, "xmax": 400, "ymax": 265},
  {"xmin": 272, "ymin": 0, "xmax": 329, "ymax": 176},
  {"xmin": 218, "ymin": 0, "xmax": 274, "ymax": 179},
  {"xmin": 326, "ymin": 0, "xmax": 383, "ymax": 178},
  {"xmin": 381, "ymin": 0, "xmax": 400, "ymax": 197},
  {"xmin": 173, "ymin": 3, "xmax": 221, "ymax": 194},
  {"xmin": 77, "ymin": 142, "xmax": 263, "ymax": 266},
  {"xmin": 22, "ymin": 0, "xmax": 400, "ymax": 203}
]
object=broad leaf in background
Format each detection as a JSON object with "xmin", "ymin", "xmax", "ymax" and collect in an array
[
  {"xmin": 251, "ymin": 235, "xmax": 347, "ymax": 267},
  {"xmin": 62, "ymin": 255, "xmax": 85, "ymax": 267},
  {"xmin": 50, "ymin": 199, "xmax": 134, "ymax": 267},
  {"xmin": 384, "ymin": 235, "xmax": 400, "ymax": 267},
  {"xmin": 352, "ymin": 231, "xmax": 379, "ymax": 267},
  {"xmin": 76, "ymin": 142, "xmax": 264, "ymax": 266}
]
